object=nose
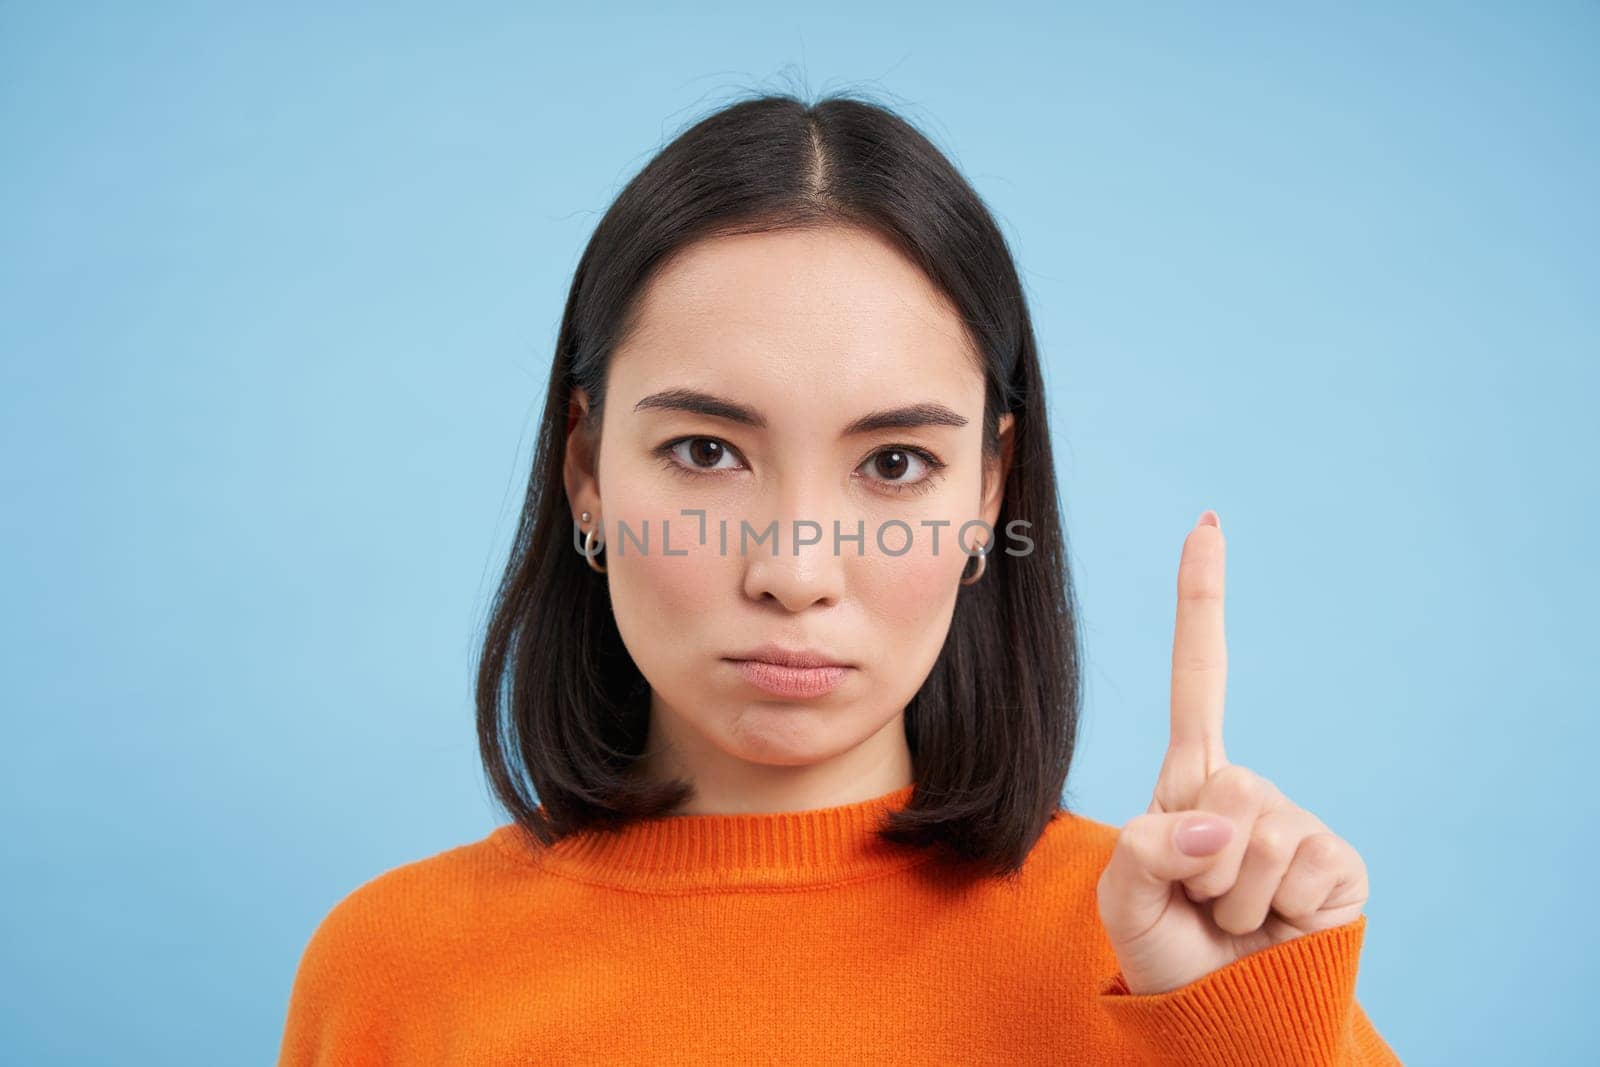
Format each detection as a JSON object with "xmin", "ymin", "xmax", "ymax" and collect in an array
[{"xmin": 739, "ymin": 475, "xmax": 850, "ymax": 612}]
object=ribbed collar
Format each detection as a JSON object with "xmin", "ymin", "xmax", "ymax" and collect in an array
[{"xmin": 490, "ymin": 783, "xmax": 935, "ymax": 893}]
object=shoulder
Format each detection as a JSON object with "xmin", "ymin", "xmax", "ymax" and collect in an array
[
  {"xmin": 279, "ymin": 827, "xmax": 537, "ymax": 1058},
  {"xmin": 989, "ymin": 805, "xmax": 1125, "ymax": 926},
  {"xmin": 922, "ymin": 805, "xmax": 1127, "ymax": 990},
  {"xmin": 942, "ymin": 805, "xmax": 1125, "ymax": 910},
  {"xmin": 287, "ymin": 825, "xmax": 533, "ymax": 987},
  {"xmin": 1030, "ymin": 805, "xmax": 1123, "ymax": 876}
]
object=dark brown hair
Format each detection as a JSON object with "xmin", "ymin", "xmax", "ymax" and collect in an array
[{"xmin": 474, "ymin": 89, "xmax": 1082, "ymax": 880}]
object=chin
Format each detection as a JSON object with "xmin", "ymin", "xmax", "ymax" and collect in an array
[{"xmin": 721, "ymin": 706, "xmax": 851, "ymax": 765}]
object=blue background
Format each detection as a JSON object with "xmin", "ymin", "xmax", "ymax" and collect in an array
[{"xmin": 3, "ymin": 3, "xmax": 1594, "ymax": 1063}]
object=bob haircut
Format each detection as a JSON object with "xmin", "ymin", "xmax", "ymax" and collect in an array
[{"xmin": 475, "ymin": 90, "xmax": 1082, "ymax": 881}]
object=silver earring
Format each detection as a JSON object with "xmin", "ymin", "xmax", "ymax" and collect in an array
[
  {"xmin": 960, "ymin": 545, "xmax": 988, "ymax": 586},
  {"xmin": 582, "ymin": 522, "xmax": 606, "ymax": 574}
]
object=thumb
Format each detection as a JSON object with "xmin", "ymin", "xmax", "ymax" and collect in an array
[{"xmin": 1097, "ymin": 812, "xmax": 1235, "ymax": 937}]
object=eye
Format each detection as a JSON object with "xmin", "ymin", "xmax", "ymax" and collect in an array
[
  {"xmin": 655, "ymin": 437, "xmax": 945, "ymax": 495},
  {"xmin": 856, "ymin": 447, "xmax": 946, "ymax": 495},
  {"xmin": 660, "ymin": 436, "xmax": 746, "ymax": 473}
]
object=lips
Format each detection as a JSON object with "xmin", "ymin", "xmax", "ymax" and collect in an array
[
  {"xmin": 724, "ymin": 644, "xmax": 854, "ymax": 698},
  {"xmin": 728, "ymin": 658, "xmax": 852, "ymax": 699},
  {"xmin": 726, "ymin": 643, "xmax": 852, "ymax": 669}
]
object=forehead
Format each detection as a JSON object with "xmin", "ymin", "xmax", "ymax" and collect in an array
[{"xmin": 611, "ymin": 226, "xmax": 981, "ymax": 404}]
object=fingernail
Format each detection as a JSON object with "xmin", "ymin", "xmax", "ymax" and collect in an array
[
  {"xmin": 1197, "ymin": 509, "xmax": 1220, "ymax": 531},
  {"xmin": 1175, "ymin": 815, "xmax": 1232, "ymax": 856}
]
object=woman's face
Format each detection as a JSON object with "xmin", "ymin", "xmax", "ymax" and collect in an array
[{"xmin": 564, "ymin": 225, "xmax": 1012, "ymax": 804}]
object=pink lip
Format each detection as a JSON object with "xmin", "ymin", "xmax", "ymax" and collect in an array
[
  {"xmin": 727, "ymin": 659, "xmax": 852, "ymax": 699},
  {"xmin": 726, "ymin": 643, "xmax": 852, "ymax": 669}
]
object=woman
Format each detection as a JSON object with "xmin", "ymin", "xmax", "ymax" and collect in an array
[{"xmin": 278, "ymin": 93, "xmax": 1400, "ymax": 1065}]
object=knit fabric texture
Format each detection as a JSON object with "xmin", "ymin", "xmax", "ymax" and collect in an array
[{"xmin": 277, "ymin": 783, "xmax": 1401, "ymax": 1065}]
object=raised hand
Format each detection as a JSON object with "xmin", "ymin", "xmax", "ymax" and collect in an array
[{"xmin": 1095, "ymin": 510, "xmax": 1370, "ymax": 995}]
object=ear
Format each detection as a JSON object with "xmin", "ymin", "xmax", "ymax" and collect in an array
[
  {"xmin": 980, "ymin": 411, "xmax": 1015, "ymax": 535},
  {"xmin": 562, "ymin": 387, "xmax": 602, "ymax": 526}
]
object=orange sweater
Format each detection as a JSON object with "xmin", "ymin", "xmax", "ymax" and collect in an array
[{"xmin": 277, "ymin": 784, "xmax": 1401, "ymax": 1065}]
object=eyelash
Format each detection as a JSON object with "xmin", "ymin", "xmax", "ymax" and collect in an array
[{"xmin": 654, "ymin": 437, "xmax": 949, "ymax": 497}]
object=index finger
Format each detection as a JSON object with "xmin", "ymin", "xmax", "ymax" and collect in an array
[{"xmin": 1169, "ymin": 509, "xmax": 1228, "ymax": 762}]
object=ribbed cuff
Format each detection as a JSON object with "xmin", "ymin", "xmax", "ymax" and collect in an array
[{"xmin": 1096, "ymin": 915, "xmax": 1369, "ymax": 1067}]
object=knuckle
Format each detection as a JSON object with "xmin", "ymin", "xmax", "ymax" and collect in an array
[
  {"xmin": 1176, "ymin": 578, "xmax": 1222, "ymax": 602},
  {"xmin": 1247, "ymin": 823, "xmax": 1299, "ymax": 867},
  {"xmin": 1123, "ymin": 812, "xmax": 1159, "ymax": 837},
  {"xmin": 1208, "ymin": 764, "xmax": 1267, "ymax": 807},
  {"xmin": 1297, "ymin": 831, "xmax": 1347, "ymax": 870},
  {"xmin": 1117, "ymin": 813, "xmax": 1160, "ymax": 855},
  {"xmin": 1173, "ymin": 654, "xmax": 1222, "ymax": 675},
  {"xmin": 1273, "ymin": 894, "xmax": 1318, "ymax": 922}
]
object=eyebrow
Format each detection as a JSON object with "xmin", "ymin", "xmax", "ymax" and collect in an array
[{"xmin": 632, "ymin": 388, "xmax": 969, "ymax": 436}]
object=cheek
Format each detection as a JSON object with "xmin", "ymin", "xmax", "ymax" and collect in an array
[
  {"xmin": 860, "ymin": 468, "xmax": 988, "ymax": 603},
  {"xmin": 612, "ymin": 537, "xmax": 724, "ymax": 618},
  {"xmin": 850, "ymin": 534, "xmax": 963, "ymax": 668},
  {"xmin": 600, "ymin": 474, "xmax": 730, "ymax": 675}
]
